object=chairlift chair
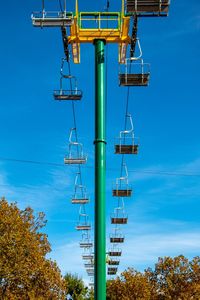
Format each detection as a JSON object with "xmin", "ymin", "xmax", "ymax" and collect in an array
[
  {"xmin": 111, "ymin": 214, "xmax": 128, "ymax": 224},
  {"xmin": 112, "ymin": 180, "xmax": 132, "ymax": 196},
  {"xmin": 86, "ymin": 268, "xmax": 94, "ymax": 273},
  {"xmin": 76, "ymin": 225, "xmax": 91, "ymax": 230},
  {"xmin": 84, "ymin": 263, "xmax": 94, "ymax": 268},
  {"xmin": 115, "ymin": 143, "xmax": 138, "ymax": 154},
  {"xmin": 108, "ymin": 271, "xmax": 117, "ymax": 275},
  {"xmin": 87, "ymin": 269, "xmax": 94, "ymax": 275},
  {"xmin": 82, "ymin": 254, "xmax": 94, "ymax": 260},
  {"xmin": 115, "ymin": 114, "xmax": 139, "ymax": 154},
  {"xmin": 71, "ymin": 173, "xmax": 89, "ymax": 204},
  {"xmin": 108, "ymin": 259, "xmax": 120, "ymax": 265},
  {"xmin": 80, "ymin": 242, "xmax": 93, "ymax": 248},
  {"xmin": 107, "ymin": 269, "xmax": 117, "ymax": 275},
  {"xmin": 119, "ymin": 58, "xmax": 150, "ymax": 86},
  {"xmin": 76, "ymin": 223, "xmax": 91, "ymax": 231},
  {"xmin": 112, "ymin": 163, "xmax": 132, "ymax": 197},
  {"xmin": 31, "ymin": 11, "xmax": 73, "ymax": 27},
  {"xmin": 126, "ymin": 0, "xmax": 170, "ymax": 17},
  {"xmin": 119, "ymin": 38, "xmax": 150, "ymax": 86},
  {"xmin": 64, "ymin": 128, "xmax": 87, "ymax": 164},
  {"xmin": 112, "ymin": 188, "xmax": 132, "ymax": 197},
  {"xmin": 108, "ymin": 267, "xmax": 118, "ymax": 272},
  {"xmin": 108, "ymin": 249, "xmax": 122, "ymax": 257},
  {"xmin": 71, "ymin": 198, "xmax": 89, "ymax": 204},
  {"xmin": 110, "ymin": 233, "xmax": 125, "ymax": 243},
  {"xmin": 32, "ymin": 0, "xmax": 73, "ymax": 27},
  {"xmin": 76, "ymin": 206, "xmax": 91, "ymax": 230},
  {"xmin": 54, "ymin": 76, "xmax": 82, "ymax": 101}
]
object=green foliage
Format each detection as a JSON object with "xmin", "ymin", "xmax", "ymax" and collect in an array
[
  {"xmin": 64, "ymin": 273, "xmax": 88, "ymax": 300},
  {"xmin": 85, "ymin": 287, "xmax": 94, "ymax": 300},
  {"xmin": 0, "ymin": 197, "xmax": 66, "ymax": 299}
]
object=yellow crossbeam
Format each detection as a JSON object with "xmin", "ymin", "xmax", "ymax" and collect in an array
[{"xmin": 68, "ymin": 12, "xmax": 131, "ymax": 63}]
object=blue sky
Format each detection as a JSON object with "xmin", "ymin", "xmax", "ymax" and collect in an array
[{"xmin": 0, "ymin": 0, "xmax": 200, "ymax": 283}]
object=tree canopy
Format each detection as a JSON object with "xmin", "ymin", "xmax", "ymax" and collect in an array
[
  {"xmin": 107, "ymin": 255, "xmax": 200, "ymax": 300},
  {"xmin": 107, "ymin": 268, "xmax": 151, "ymax": 300},
  {"xmin": 64, "ymin": 273, "xmax": 94, "ymax": 300},
  {"xmin": 64, "ymin": 273, "xmax": 87, "ymax": 300},
  {"xmin": 0, "ymin": 197, "xmax": 66, "ymax": 299},
  {"xmin": 1, "ymin": 197, "xmax": 200, "ymax": 300},
  {"xmin": 146, "ymin": 255, "xmax": 200, "ymax": 300}
]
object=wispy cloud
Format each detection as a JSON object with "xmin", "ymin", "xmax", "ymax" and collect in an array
[
  {"xmin": 50, "ymin": 239, "xmax": 91, "ymax": 282},
  {"xmin": 0, "ymin": 165, "xmax": 74, "ymax": 211},
  {"xmin": 119, "ymin": 230, "xmax": 200, "ymax": 272},
  {"xmin": 164, "ymin": 13, "xmax": 200, "ymax": 39},
  {"xmin": 127, "ymin": 158, "xmax": 200, "ymax": 197},
  {"xmin": 50, "ymin": 224, "xmax": 200, "ymax": 281}
]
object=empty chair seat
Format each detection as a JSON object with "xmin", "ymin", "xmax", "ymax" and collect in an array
[
  {"xmin": 64, "ymin": 129, "xmax": 87, "ymax": 164},
  {"xmin": 108, "ymin": 267, "xmax": 118, "ymax": 272},
  {"xmin": 64, "ymin": 157, "xmax": 87, "ymax": 164},
  {"xmin": 87, "ymin": 272, "xmax": 94, "ymax": 276},
  {"xmin": 76, "ymin": 225, "xmax": 91, "ymax": 230},
  {"xmin": 71, "ymin": 198, "xmax": 89, "ymax": 204},
  {"xmin": 112, "ymin": 163, "xmax": 132, "ymax": 198},
  {"xmin": 54, "ymin": 63, "xmax": 82, "ymax": 101},
  {"xmin": 108, "ymin": 260, "xmax": 120, "ymax": 265},
  {"xmin": 115, "ymin": 115, "xmax": 139, "ymax": 155},
  {"xmin": 119, "ymin": 57, "xmax": 150, "ymax": 87},
  {"xmin": 32, "ymin": 12, "xmax": 73, "ymax": 27},
  {"xmin": 108, "ymin": 270, "xmax": 117, "ymax": 275},
  {"xmin": 119, "ymin": 73, "xmax": 149, "ymax": 86},
  {"xmin": 82, "ymin": 254, "xmax": 94, "ymax": 260},
  {"xmin": 79, "ymin": 242, "xmax": 93, "ymax": 248},
  {"xmin": 84, "ymin": 263, "xmax": 94, "ymax": 268},
  {"xmin": 86, "ymin": 268, "xmax": 94, "ymax": 273},
  {"xmin": 112, "ymin": 189, "xmax": 132, "ymax": 197},
  {"xmin": 71, "ymin": 173, "xmax": 89, "ymax": 204},
  {"xmin": 126, "ymin": 0, "xmax": 170, "ymax": 16},
  {"xmin": 110, "ymin": 236, "xmax": 124, "ymax": 243},
  {"xmin": 115, "ymin": 144, "xmax": 138, "ymax": 154},
  {"xmin": 111, "ymin": 217, "xmax": 128, "ymax": 224},
  {"xmin": 108, "ymin": 250, "xmax": 122, "ymax": 257},
  {"xmin": 87, "ymin": 270, "xmax": 94, "ymax": 274},
  {"xmin": 54, "ymin": 89, "xmax": 82, "ymax": 101}
]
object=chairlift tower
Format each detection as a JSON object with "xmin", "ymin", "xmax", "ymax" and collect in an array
[{"xmin": 31, "ymin": 0, "xmax": 170, "ymax": 299}]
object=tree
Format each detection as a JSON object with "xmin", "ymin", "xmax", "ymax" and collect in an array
[
  {"xmin": 107, "ymin": 268, "xmax": 151, "ymax": 300},
  {"xmin": 85, "ymin": 287, "xmax": 94, "ymax": 300},
  {"xmin": 190, "ymin": 256, "xmax": 200, "ymax": 298},
  {"xmin": 0, "ymin": 197, "xmax": 66, "ymax": 299},
  {"xmin": 64, "ymin": 273, "xmax": 88, "ymax": 300},
  {"xmin": 145, "ymin": 255, "xmax": 200, "ymax": 300},
  {"xmin": 106, "ymin": 256, "xmax": 200, "ymax": 300}
]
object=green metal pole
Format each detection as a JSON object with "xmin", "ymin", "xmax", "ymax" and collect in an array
[{"xmin": 94, "ymin": 39, "xmax": 106, "ymax": 300}]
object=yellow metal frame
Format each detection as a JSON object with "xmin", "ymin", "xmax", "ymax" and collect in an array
[{"xmin": 68, "ymin": 0, "xmax": 131, "ymax": 64}]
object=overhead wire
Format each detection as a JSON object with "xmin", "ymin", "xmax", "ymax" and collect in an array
[
  {"xmin": 0, "ymin": 157, "xmax": 200, "ymax": 177},
  {"xmin": 58, "ymin": 0, "xmax": 63, "ymax": 11}
]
